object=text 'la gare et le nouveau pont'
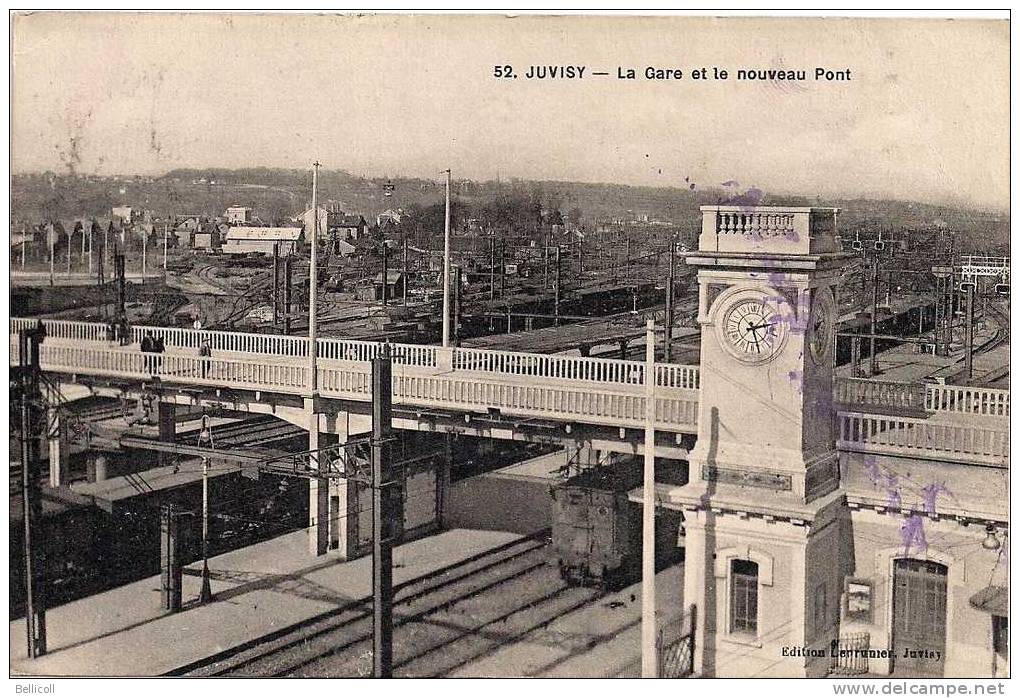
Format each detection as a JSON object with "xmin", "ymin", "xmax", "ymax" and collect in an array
[{"xmin": 493, "ymin": 65, "xmax": 852, "ymax": 82}]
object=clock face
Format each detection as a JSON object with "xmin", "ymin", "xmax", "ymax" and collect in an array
[
  {"xmin": 808, "ymin": 290, "xmax": 836, "ymax": 364},
  {"xmin": 719, "ymin": 295, "xmax": 789, "ymax": 363}
]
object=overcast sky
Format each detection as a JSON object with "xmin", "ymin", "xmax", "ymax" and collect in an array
[{"xmin": 11, "ymin": 13, "xmax": 1009, "ymax": 211}]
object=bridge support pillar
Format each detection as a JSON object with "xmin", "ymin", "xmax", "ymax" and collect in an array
[
  {"xmin": 87, "ymin": 453, "xmax": 108, "ymax": 483},
  {"xmin": 46, "ymin": 406, "xmax": 68, "ymax": 488},
  {"xmin": 308, "ymin": 402, "xmax": 328, "ymax": 556},
  {"xmin": 158, "ymin": 402, "xmax": 175, "ymax": 468},
  {"xmin": 309, "ymin": 406, "xmax": 360, "ymax": 557}
]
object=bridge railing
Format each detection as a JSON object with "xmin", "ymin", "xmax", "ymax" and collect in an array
[
  {"xmin": 34, "ymin": 341, "xmax": 700, "ymax": 432},
  {"xmin": 12, "ymin": 318, "xmax": 110, "ymax": 343},
  {"xmin": 925, "ymin": 384, "xmax": 1010, "ymax": 418},
  {"xmin": 453, "ymin": 346, "xmax": 646, "ymax": 385},
  {"xmin": 835, "ymin": 378, "xmax": 1010, "ymax": 419},
  {"xmin": 835, "ymin": 378, "xmax": 927, "ymax": 413},
  {"xmin": 837, "ymin": 411, "xmax": 1009, "ymax": 467}
]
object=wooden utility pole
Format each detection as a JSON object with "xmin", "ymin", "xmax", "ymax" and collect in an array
[
  {"xmin": 19, "ymin": 328, "xmax": 46, "ymax": 658},
  {"xmin": 641, "ymin": 320, "xmax": 657, "ymax": 677},
  {"xmin": 402, "ymin": 237, "xmax": 408, "ymax": 307},
  {"xmin": 499, "ymin": 238, "xmax": 506, "ymax": 298},
  {"xmin": 869, "ymin": 257, "xmax": 880, "ymax": 375},
  {"xmin": 372, "ymin": 347, "xmax": 396, "ymax": 678},
  {"xmin": 664, "ymin": 239, "xmax": 675, "ymax": 363},
  {"xmin": 48, "ymin": 225, "xmax": 54, "ymax": 287},
  {"xmin": 490, "ymin": 238, "xmax": 497, "ymax": 300},
  {"xmin": 442, "ymin": 169, "xmax": 452, "ymax": 347},
  {"xmin": 543, "ymin": 234, "xmax": 550, "ymax": 289},
  {"xmin": 272, "ymin": 244, "xmax": 280, "ymax": 325},
  {"xmin": 453, "ymin": 265, "xmax": 461, "ymax": 345},
  {"xmin": 381, "ymin": 242, "xmax": 388, "ymax": 307},
  {"xmin": 309, "ymin": 162, "xmax": 321, "ymax": 394},
  {"xmin": 283, "ymin": 256, "xmax": 293, "ymax": 335},
  {"xmin": 554, "ymin": 246, "xmax": 561, "ymax": 327},
  {"xmin": 115, "ymin": 250, "xmax": 126, "ymax": 324},
  {"xmin": 964, "ymin": 284, "xmax": 975, "ymax": 382}
]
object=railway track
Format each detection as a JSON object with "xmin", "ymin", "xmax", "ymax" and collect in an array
[{"xmin": 172, "ymin": 531, "xmax": 600, "ymax": 677}]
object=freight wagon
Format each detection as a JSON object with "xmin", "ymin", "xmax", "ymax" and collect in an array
[{"xmin": 550, "ymin": 458, "xmax": 684, "ymax": 589}]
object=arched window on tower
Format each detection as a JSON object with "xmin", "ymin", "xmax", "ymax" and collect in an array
[{"xmin": 730, "ymin": 559, "xmax": 759, "ymax": 635}]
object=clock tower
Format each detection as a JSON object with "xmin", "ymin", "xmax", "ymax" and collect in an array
[{"xmin": 670, "ymin": 206, "xmax": 854, "ymax": 677}]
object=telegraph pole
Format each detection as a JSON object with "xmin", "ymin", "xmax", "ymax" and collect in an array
[
  {"xmin": 308, "ymin": 162, "xmax": 325, "ymax": 556},
  {"xmin": 402, "ymin": 237, "xmax": 408, "ymax": 307},
  {"xmin": 284, "ymin": 256, "xmax": 293, "ymax": 335},
  {"xmin": 309, "ymin": 162, "xmax": 321, "ymax": 393},
  {"xmin": 499, "ymin": 238, "xmax": 506, "ymax": 298},
  {"xmin": 664, "ymin": 238, "xmax": 676, "ymax": 363},
  {"xmin": 442, "ymin": 169, "xmax": 452, "ymax": 347},
  {"xmin": 163, "ymin": 222, "xmax": 169, "ymax": 272},
  {"xmin": 554, "ymin": 246, "xmax": 562, "ymax": 327},
  {"xmin": 491, "ymin": 238, "xmax": 497, "ymax": 300},
  {"xmin": 869, "ymin": 257, "xmax": 880, "ymax": 375},
  {"xmin": 372, "ymin": 347, "xmax": 396, "ymax": 678},
  {"xmin": 116, "ymin": 250, "xmax": 126, "ymax": 325},
  {"xmin": 272, "ymin": 243, "xmax": 280, "ymax": 325},
  {"xmin": 964, "ymin": 284, "xmax": 975, "ymax": 382},
  {"xmin": 641, "ymin": 319, "xmax": 657, "ymax": 678},
  {"xmin": 381, "ymin": 241, "xmax": 389, "ymax": 307},
  {"xmin": 48, "ymin": 225, "xmax": 54, "ymax": 287},
  {"xmin": 453, "ymin": 265, "xmax": 461, "ymax": 345},
  {"xmin": 19, "ymin": 328, "xmax": 47, "ymax": 658}
]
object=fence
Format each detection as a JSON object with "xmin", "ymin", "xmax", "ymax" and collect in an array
[
  {"xmin": 829, "ymin": 633, "xmax": 871, "ymax": 676},
  {"xmin": 658, "ymin": 605, "xmax": 697, "ymax": 678}
]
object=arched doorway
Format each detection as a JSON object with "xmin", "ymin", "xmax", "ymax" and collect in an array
[{"xmin": 892, "ymin": 559, "xmax": 948, "ymax": 676}]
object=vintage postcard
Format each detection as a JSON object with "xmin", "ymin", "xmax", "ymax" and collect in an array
[{"xmin": 7, "ymin": 11, "xmax": 1010, "ymax": 686}]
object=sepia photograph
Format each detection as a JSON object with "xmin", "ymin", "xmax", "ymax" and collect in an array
[{"xmin": 6, "ymin": 10, "xmax": 1011, "ymax": 686}]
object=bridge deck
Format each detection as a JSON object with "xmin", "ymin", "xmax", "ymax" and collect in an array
[{"xmin": 11, "ymin": 318, "xmax": 1009, "ymax": 466}]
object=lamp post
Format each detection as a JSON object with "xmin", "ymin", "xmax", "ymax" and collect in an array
[
  {"xmin": 197, "ymin": 415, "xmax": 214, "ymax": 603},
  {"xmin": 199, "ymin": 455, "xmax": 213, "ymax": 603}
]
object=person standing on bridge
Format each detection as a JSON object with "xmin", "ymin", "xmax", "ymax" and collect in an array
[
  {"xmin": 141, "ymin": 332, "xmax": 156, "ymax": 375},
  {"xmin": 199, "ymin": 338, "xmax": 211, "ymax": 379},
  {"xmin": 153, "ymin": 333, "xmax": 166, "ymax": 375}
]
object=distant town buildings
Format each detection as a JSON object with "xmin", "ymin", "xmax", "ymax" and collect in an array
[
  {"xmin": 223, "ymin": 226, "xmax": 303, "ymax": 255},
  {"xmin": 377, "ymin": 208, "xmax": 403, "ymax": 227},
  {"xmin": 111, "ymin": 205, "xmax": 136, "ymax": 222},
  {"xmin": 225, "ymin": 206, "xmax": 254, "ymax": 225}
]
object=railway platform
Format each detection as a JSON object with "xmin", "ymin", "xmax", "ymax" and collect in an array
[{"xmin": 9, "ymin": 527, "xmax": 521, "ymax": 677}]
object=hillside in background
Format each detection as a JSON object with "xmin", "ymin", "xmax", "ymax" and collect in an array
[{"xmin": 11, "ymin": 168, "xmax": 1009, "ymax": 254}]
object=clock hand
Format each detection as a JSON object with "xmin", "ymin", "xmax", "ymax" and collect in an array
[{"xmin": 749, "ymin": 327, "xmax": 762, "ymax": 352}]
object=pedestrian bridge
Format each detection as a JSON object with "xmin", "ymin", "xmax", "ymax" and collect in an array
[{"xmin": 10, "ymin": 318, "xmax": 1009, "ymax": 467}]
